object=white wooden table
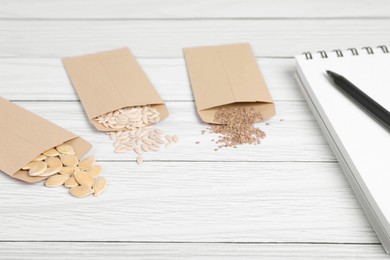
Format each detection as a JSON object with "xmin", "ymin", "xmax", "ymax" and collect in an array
[{"xmin": 1, "ymin": 1, "xmax": 390, "ymax": 258}]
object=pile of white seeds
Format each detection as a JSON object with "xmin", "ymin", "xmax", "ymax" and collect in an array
[{"xmin": 95, "ymin": 106, "xmax": 177, "ymax": 164}]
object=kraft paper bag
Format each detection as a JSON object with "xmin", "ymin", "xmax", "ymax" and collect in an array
[
  {"xmin": 0, "ymin": 97, "xmax": 92, "ymax": 183},
  {"xmin": 63, "ymin": 47, "xmax": 169, "ymax": 132},
  {"xmin": 183, "ymin": 43, "xmax": 275, "ymax": 124}
]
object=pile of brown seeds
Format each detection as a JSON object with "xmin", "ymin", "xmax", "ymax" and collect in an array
[
  {"xmin": 95, "ymin": 106, "xmax": 177, "ymax": 165},
  {"xmin": 20, "ymin": 143, "xmax": 106, "ymax": 198},
  {"xmin": 206, "ymin": 107, "xmax": 266, "ymax": 150}
]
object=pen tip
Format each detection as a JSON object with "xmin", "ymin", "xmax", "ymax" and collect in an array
[{"xmin": 326, "ymin": 70, "xmax": 341, "ymax": 79}]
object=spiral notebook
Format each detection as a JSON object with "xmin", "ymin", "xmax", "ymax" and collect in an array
[{"xmin": 295, "ymin": 46, "xmax": 390, "ymax": 253}]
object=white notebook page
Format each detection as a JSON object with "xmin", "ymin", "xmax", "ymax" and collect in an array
[{"xmin": 296, "ymin": 51, "xmax": 390, "ymax": 233}]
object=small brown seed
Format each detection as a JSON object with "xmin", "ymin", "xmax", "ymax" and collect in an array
[
  {"xmin": 56, "ymin": 143, "xmax": 76, "ymax": 155},
  {"xmin": 70, "ymin": 185, "xmax": 93, "ymax": 198},
  {"xmin": 79, "ymin": 155, "xmax": 95, "ymax": 170},
  {"xmin": 60, "ymin": 154, "xmax": 79, "ymax": 167},
  {"xmin": 45, "ymin": 174, "xmax": 70, "ymax": 187},
  {"xmin": 93, "ymin": 177, "xmax": 107, "ymax": 197},
  {"xmin": 29, "ymin": 162, "xmax": 47, "ymax": 176}
]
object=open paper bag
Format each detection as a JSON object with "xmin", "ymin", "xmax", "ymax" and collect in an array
[
  {"xmin": 0, "ymin": 97, "xmax": 92, "ymax": 183},
  {"xmin": 183, "ymin": 43, "xmax": 275, "ymax": 124},
  {"xmin": 63, "ymin": 48, "xmax": 169, "ymax": 131}
]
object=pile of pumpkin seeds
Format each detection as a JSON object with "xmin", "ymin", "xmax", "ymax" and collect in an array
[{"xmin": 20, "ymin": 143, "xmax": 106, "ymax": 198}]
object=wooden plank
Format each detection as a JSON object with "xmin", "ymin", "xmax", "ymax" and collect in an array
[
  {"xmin": 10, "ymin": 101, "xmax": 335, "ymax": 162},
  {"xmin": 0, "ymin": 161, "xmax": 377, "ymax": 242},
  {"xmin": 0, "ymin": 58, "xmax": 303, "ymax": 101},
  {"xmin": 0, "ymin": 0, "xmax": 389, "ymax": 19},
  {"xmin": 1, "ymin": 20, "xmax": 390, "ymax": 58},
  {"xmin": 0, "ymin": 242, "xmax": 387, "ymax": 259}
]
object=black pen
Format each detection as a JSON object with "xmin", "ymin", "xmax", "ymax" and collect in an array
[{"xmin": 326, "ymin": 70, "xmax": 390, "ymax": 132}]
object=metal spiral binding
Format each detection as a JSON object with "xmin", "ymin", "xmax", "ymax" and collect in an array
[{"xmin": 302, "ymin": 45, "xmax": 389, "ymax": 60}]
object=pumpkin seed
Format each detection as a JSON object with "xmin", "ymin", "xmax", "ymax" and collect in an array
[
  {"xmin": 42, "ymin": 148, "xmax": 60, "ymax": 157},
  {"xmin": 33, "ymin": 154, "xmax": 47, "ymax": 162},
  {"xmin": 70, "ymin": 185, "xmax": 93, "ymax": 198},
  {"xmin": 74, "ymin": 169, "xmax": 94, "ymax": 187},
  {"xmin": 60, "ymin": 154, "xmax": 78, "ymax": 167},
  {"xmin": 86, "ymin": 165, "xmax": 101, "ymax": 179},
  {"xmin": 56, "ymin": 144, "xmax": 76, "ymax": 155},
  {"xmin": 79, "ymin": 155, "xmax": 95, "ymax": 170},
  {"xmin": 45, "ymin": 174, "xmax": 69, "ymax": 187},
  {"xmin": 45, "ymin": 157, "xmax": 62, "ymax": 169},
  {"xmin": 64, "ymin": 175, "xmax": 78, "ymax": 188},
  {"xmin": 29, "ymin": 162, "xmax": 47, "ymax": 176},
  {"xmin": 93, "ymin": 177, "xmax": 107, "ymax": 197}
]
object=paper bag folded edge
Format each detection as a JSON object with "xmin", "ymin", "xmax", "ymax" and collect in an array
[
  {"xmin": 62, "ymin": 47, "xmax": 169, "ymax": 132},
  {"xmin": 183, "ymin": 43, "xmax": 276, "ymax": 124},
  {"xmin": 9, "ymin": 136, "xmax": 92, "ymax": 183}
]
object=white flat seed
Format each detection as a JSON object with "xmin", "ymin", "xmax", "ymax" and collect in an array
[
  {"xmin": 109, "ymin": 132, "xmax": 117, "ymax": 140},
  {"xmin": 45, "ymin": 174, "xmax": 69, "ymax": 188},
  {"xmin": 64, "ymin": 175, "xmax": 78, "ymax": 188},
  {"xmin": 142, "ymin": 114, "xmax": 148, "ymax": 124},
  {"xmin": 33, "ymin": 154, "xmax": 47, "ymax": 162},
  {"xmin": 113, "ymin": 139, "xmax": 122, "ymax": 148},
  {"xmin": 70, "ymin": 185, "xmax": 93, "ymax": 198},
  {"xmin": 114, "ymin": 146, "xmax": 130, "ymax": 153},
  {"xmin": 45, "ymin": 157, "xmax": 62, "ymax": 169},
  {"xmin": 142, "ymin": 138, "xmax": 152, "ymax": 145},
  {"xmin": 60, "ymin": 154, "xmax": 79, "ymax": 167},
  {"xmin": 42, "ymin": 148, "xmax": 60, "ymax": 157},
  {"xmin": 148, "ymin": 144, "xmax": 159, "ymax": 151},
  {"xmin": 79, "ymin": 155, "xmax": 95, "ymax": 170},
  {"xmin": 172, "ymin": 135, "xmax": 178, "ymax": 142},
  {"xmin": 56, "ymin": 144, "xmax": 76, "ymax": 155},
  {"xmin": 135, "ymin": 128, "xmax": 142, "ymax": 136},
  {"xmin": 136, "ymin": 155, "xmax": 143, "ymax": 165},
  {"xmin": 165, "ymin": 135, "xmax": 173, "ymax": 142},
  {"xmin": 93, "ymin": 177, "xmax": 107, "ymax": 197},
  {"xmin": 112, "ymin": 124, "xmax": 125, "ymax": 129},
  {"xmin": 133, "ymin": 147, "xmax": 142, "ymax": 155},
  {"xmin": 29, "ymin": 162, "xmax": 47, "ymax": 176},
  {"xmin": 141, "ymin": 144, "xmax": 150, "ymax": 152}
]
